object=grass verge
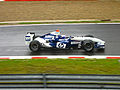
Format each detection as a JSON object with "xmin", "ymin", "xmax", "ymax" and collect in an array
[
  {"xmin": 0, "ymin": 58, "xmax": 120, "ymax": 74},
  {"xmin": 19, "ymin": 21, "xmax": 120, "ymax": 24},
  {"xmin": 0, "ymin": 23, "xmax": 10, "ymax": 25},
  {"xmin": 1, "ymin": 21, "xmax": 120, "ymax": 25}
]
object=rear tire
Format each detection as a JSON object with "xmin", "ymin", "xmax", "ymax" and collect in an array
[
  {"xmin": 82, "ymin": 40, "xmax": 94, "ymax": 52},
  {"xmin": 29, "ymin": 40, "xmax": 41, "ymax": 52}
]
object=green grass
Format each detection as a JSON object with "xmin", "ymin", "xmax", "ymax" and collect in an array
[
  {"xmin": 0, "ymin": 23, "xmax": 9, "ymax": 25},
  {"xmin": 19, "ymin": 22, "xmax": 49, "ymax": 24},
  {"xmin": 18, "ymin": 21, "xmax": 120, "ymax": 24},
  {"xmin": 0, "ymin": 21, "xmax": 120, "ymax": 25},
  {"xmin": 0, "ymin": 59, "xmax": 120, "ymax": 75},
  {"xmin": 64, "ymin": 21, "xmax": 120, "ymax": 23}
]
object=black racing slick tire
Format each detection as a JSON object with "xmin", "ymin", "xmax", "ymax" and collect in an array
[
  {"xmin": 82, "ymin": 40, "xmax": 94, "ymax": 52},
  {"xmin": 29, "ymin": 40, "xmax": 41, "ymax": 52}
]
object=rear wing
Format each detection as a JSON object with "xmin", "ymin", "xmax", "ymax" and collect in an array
[{"xmin": 25, "ymin": 32, "xmax": 35, "ymax": 46}]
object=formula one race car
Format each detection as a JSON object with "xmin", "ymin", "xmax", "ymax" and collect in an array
[{"xmin": 25, "ymin": 30, "xmax": 105, "ymax": 52}]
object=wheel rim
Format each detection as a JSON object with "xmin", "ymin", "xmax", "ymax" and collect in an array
[
  {"xmin": 31, "ymin": 43, "xmax": 39, "ymax": 51},
  {"xmin": 84, "ymin": 43, "xmax": 93, "ymax": 51},
  {"xmin": 32, "ymin": 44, "xmax": 38, "ymax": 49},
  {"xmin": 85, "ymin": 43, "xmax": 92, "ymax": 49}
]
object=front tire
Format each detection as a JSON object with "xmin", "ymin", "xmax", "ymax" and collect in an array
[
  {"xmin": 29, "ymin": 40, "xmax": 41, "ymax": 52},
  {"xmin": 82, "ymin": 40, "xmax": 94, "ymax": 52}
]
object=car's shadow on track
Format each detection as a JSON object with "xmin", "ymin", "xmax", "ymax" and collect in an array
[{"xmin": 28, "ymin": 49, "xmax": 105, "ymax": 56}]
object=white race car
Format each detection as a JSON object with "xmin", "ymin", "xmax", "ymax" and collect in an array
[{"xmin": 25, "ymin": 30, "xmax": 105, "ymax": 52}]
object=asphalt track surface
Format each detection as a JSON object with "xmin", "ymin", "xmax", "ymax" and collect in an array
[{"xmin": 0, "ymin": 24, "xmax": 120, "ymax": 56}]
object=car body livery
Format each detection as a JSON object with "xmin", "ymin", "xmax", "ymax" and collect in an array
[{"xmin": 25, "ymin": 30, "xmax": 105, "ymax": 52}]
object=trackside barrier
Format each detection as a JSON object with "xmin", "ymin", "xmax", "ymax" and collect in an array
[
  {"xmin": 0, "ymin": 56, "xmax": 120, "ymax": 59},
  {"xmin": 0, "ymin": 74, "xmax": 119, "ymax": 89}
]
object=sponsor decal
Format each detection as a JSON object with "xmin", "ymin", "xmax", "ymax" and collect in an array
[
  {"xmin": 56, "ymin": 42, "xmax": 66, "ymax": 49},
  {"xmin": 25, "ymin": 36, "xmax": 31, "ymax": 41},
  {"xmin": 44, "ymin": 36, "xmax": 54, "ymax": 39},
  {"xmin": 71, "ymin": 41, "xmax": 80, "ymax": 44}
]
